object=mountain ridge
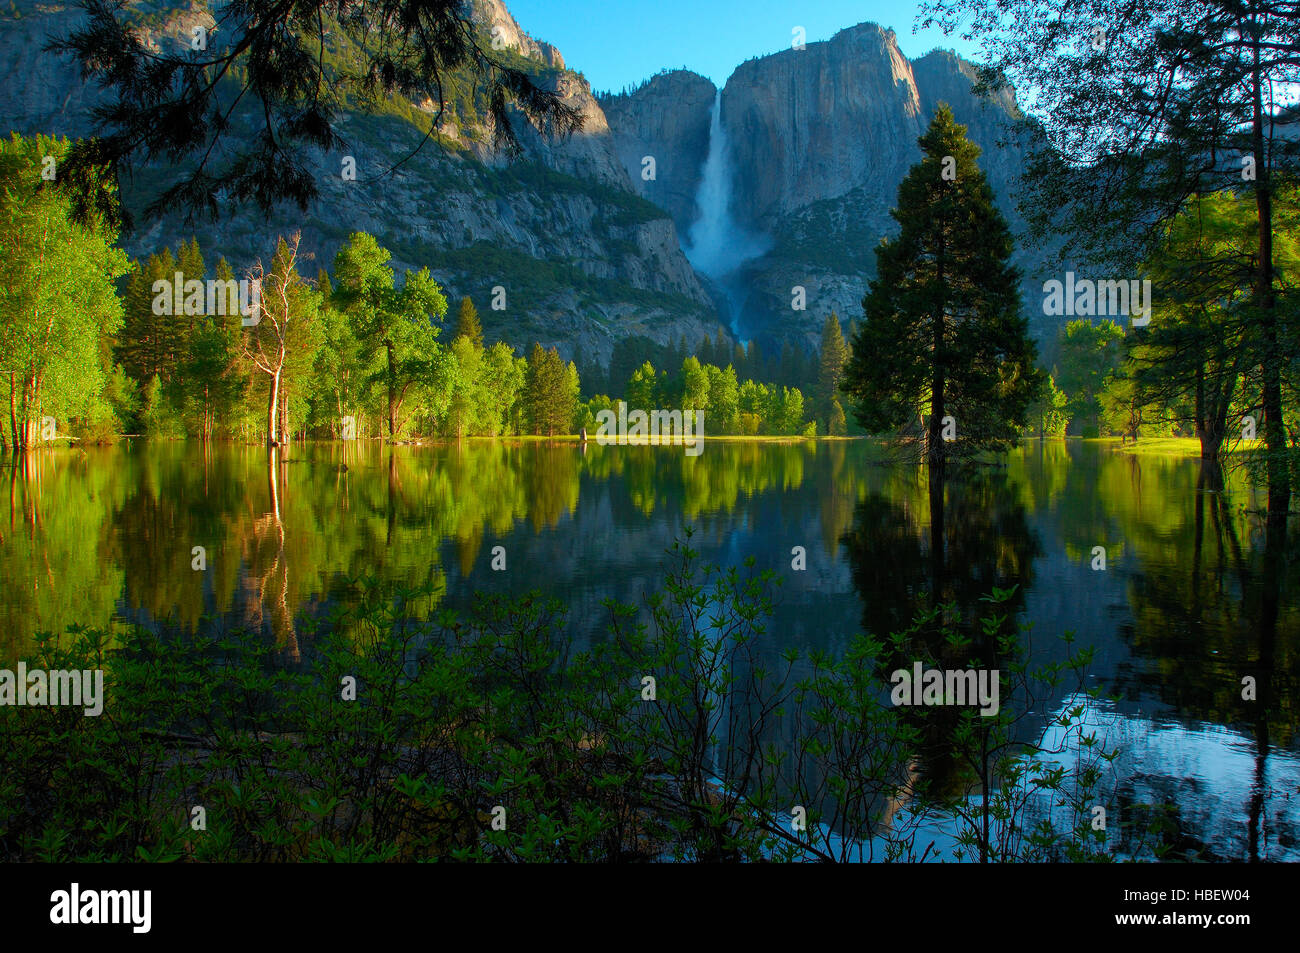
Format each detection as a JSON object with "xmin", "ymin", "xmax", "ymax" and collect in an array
[{"xmin": 1, "ymin": 1, "xmax": 1056, "ymax": 364}]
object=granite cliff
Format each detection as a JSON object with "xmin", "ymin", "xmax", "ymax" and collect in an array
[
  {"xmin": 602, "ymin": 24, "xmax": 1052, "ymax": 352},
  {"xmin": 0, "ymin": 0, "xmax": 720, "ymax": 366},
  {"xmin": 2, "ymin": 2, "xmax": 1057, "ymax": 366}
]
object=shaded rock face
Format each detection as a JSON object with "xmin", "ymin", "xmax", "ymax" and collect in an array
[
  {"xmin": 5, "ymin": 0, "xmax": 1057, "ymax": 366},
  {"xmin": 0, "ymin": 0, "xmax": 720, "ymax": 367},
  {"xmin": 604, "ymin": 24, "xmax": 1057, "ymax": 352},
  {"xmin": 722, "ymin": 24, "xmax": 924, "ymax": 230},
  {"xmin": 598, "ymin": 70, "xmax": 718, "ymax": 238}
]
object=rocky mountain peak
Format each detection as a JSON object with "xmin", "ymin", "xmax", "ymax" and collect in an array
[{"xmin": 470, "ymin": 0, "xmax": 566, "ymax": 70}]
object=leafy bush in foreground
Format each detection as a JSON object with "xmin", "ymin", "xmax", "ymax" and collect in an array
[{"xmin": 0, "ymin": 535, "xmax": 1164, "ymax": 862}]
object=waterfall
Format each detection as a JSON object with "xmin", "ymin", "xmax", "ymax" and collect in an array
[{"xmin": 685, "ymin": 90, "xmax": 769, "ymax": 336}]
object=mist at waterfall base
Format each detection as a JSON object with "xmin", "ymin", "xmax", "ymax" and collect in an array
[{"xmin": 684, "ymin": 91, "xmax": 771, "ymax": 341}]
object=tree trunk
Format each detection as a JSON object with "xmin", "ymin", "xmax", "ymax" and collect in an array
[
  {"xmin": 386, "ymin": 340, "xmax": 397, "ymax": 439},
  {"xmin": 1251, "ymin": 29, "xmax": 1289, "ymax": 526},
  {"xmin": 928, "ymin": 242, "xmax": 946, "ymax": 468},
  {"xmin": 267, "ymin": 367, "xmax": 281, "ymax": 446},
  {"xmin": 279, "ymin": 383, "xmax": 289, "ymax": 447},
  {"xmin": 7, "ymin": 372, "xmax": 16, "ymax": 451}
]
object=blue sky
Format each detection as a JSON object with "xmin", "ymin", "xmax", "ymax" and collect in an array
[{"xmin": 504, "ymin": 0, "xmax": 982, "ymax": 93}]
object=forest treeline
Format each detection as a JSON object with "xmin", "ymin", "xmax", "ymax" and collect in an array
[
  {"xmin": 2, "ymin": 134, "xmax": 843, "ymax": 449},
  {"xmin": 3, "ymin": 131, "xmax": 1293, "ymax": 453}
]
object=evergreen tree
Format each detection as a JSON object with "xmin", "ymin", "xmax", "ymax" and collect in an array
[
  {"xmin": 173, "ymin": 236, "xmax": 205, "ymax": 365},
  {"xmin": 185, "ymin": 260, "xmax": 243, "ymax": 441},
  {"xmin": 748, "ymin": 340, "xmax": 765, "ymax": 383},
  {"xmin": 454, "ymin": 296, "xmax": 483, "ymax": 350},
  {"xmin": 116, "ymin": 263, "xmax": 152, "ymax": 385},
  {"xmin": 828, "ymin": 397, "xmax": 847, "ymax": 437},
  {"xmin": 777, "ymin": 340, "xmax": 796, "ymax": 387},
  {"xmin": 524, "ymin": 343, "xmax": 572, "ymax": 436},
  {"xmin": 817, "ymin": 312, "xmax": 850, "ymax": 431},
  {"xmin": 130, "ymin": 248, "xmax": 176, "ymax": 385},
  {"xmin": 842, "ymin": 105, "xmax": 1041, "ymax": 465}
]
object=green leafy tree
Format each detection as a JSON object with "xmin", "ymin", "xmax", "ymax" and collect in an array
[
  {"xmin": 331, "ymin": 232, "xmax": 449, "ymax": 439},
  {"xmin": 680, "ymin": 356, "xmax": 710, "ymax": 416},
  {"xmin": 828, "ymin": 397, "xmax": 847, "ymax": 437},
  {"xmin": 447, "ymin": 334, "xmax": 489, "ymax": 438},
  {"xmin": 0, "ymin": 133, "xmax": 128, "ymax": 449},
  {"xmin": 313, "ymin": 268, "xmax": 365, "ymax": 436},
  {"xmin": 772, "ymin": 387, "xmax": 806, "ymax": 435},
  {"xmin": 625, "ymin": 361, "xmax": 659, "ymax": 412},
  {"xmin": 842, "ymin": 106, "xmax": 1041, "ymax": 464},
  {"xmin": 1056, "ymin": 319, "xmax": 1125, "ymax": 437},
  {"xmin": 737, "ymin": 380, "xmax": 768, "ymax": 435},
  {"xmin": 482, "ymin": 342, "xmax": 528, "ymax": 436},
  {"xmin": 186, "ymin": 309, "xmax": 243, "ymax": 442},
  {"xmin": 1026, "ymin": 374, "xmax": 1070, "ymax": 438},
  {"xmin": 139, "ymin": 374, "xmax": 182, "ymax": 438},
  {"xmin": 1129, "ymin": 190, "xmax": 1290, "ymax": 461},
  {"xmin": 705, "ymin": 364, "xmax": 739, "ymax": 434}
]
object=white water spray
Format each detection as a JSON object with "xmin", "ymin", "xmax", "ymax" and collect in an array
[{"xmin": 685, "ymin": 90, "xmax": 770, "ymax": 334}]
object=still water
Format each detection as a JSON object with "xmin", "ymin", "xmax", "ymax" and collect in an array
[{"xmin": 2, "ymin": 438, "xmax": 1296, "ymax": 859}]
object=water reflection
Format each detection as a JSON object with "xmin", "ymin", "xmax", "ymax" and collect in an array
[{"xmin": 1, "ymin": 439, "xmax": 1296, "ymax": 858}]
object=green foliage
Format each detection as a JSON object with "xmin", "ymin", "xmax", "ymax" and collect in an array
[
  {"xmin": 524, "ymin": 343, "xmax": 576, "ymax": 437},
  {"xmin": 332, "ymin": 231, "xmax": 449, "ymax": 439},
  {"xmin": 140, "ymin": 374, "xmax": 182, "ymax": 439},
  {"xmin": 828, "ymin": 397, "xmax": 848, "ymax": 437},
  {"xmin": 1127, "ymin": 189, "xmax": 1300, "ymax": 460},
  {"xmin": 0, "ymin": 536, "xmax": 1129, "ymax": 862},
  {"xmin": 817, "ymin": 313, "xmax": 850, "ymax": 431},
  {"xmin": 4, "ymin": 212, "xmax": 822, "ymax": 444},
  {"xmin": 926, "ymin": 0, "xmax": 1300, "ymax": 511},
  {"xmin": 0, "ymin": 133, "xmax": 129, "ymax": 449},
  {"xmin": 842, "ymin": 106, "xmax": 1041, "ymax": 463},
  {"xmin": 1025, "ymin": 374, "xmax": 1070, "ymax": 438},
  {"xmin": 1056, "ymin": 319, "xmax": 1125, "ymax": 437}
]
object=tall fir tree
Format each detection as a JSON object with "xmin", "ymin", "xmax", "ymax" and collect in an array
[
  {"xmin": 817, "ymin": 312, "xmax": 849, "ymax": 430},
  {"xmin": 842, "ymin": 105, "xmax": 1041, "ymax": 465},
  {"xmin": 454, "ymin": 296, "xmax": 483, "ymax": 350}
]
